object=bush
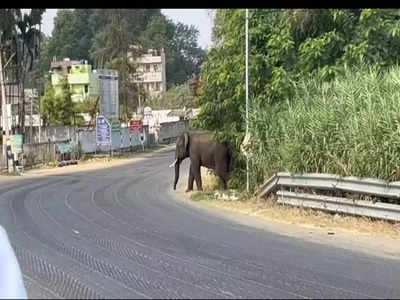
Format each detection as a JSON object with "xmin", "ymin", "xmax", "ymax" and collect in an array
[{"xmin": 250, "ymin": 65, "xmax": 400, "ymax": 185}]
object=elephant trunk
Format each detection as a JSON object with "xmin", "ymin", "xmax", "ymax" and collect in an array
[{"xmin": 173, "ymin": 158, "xmax": 182, "ymax": 190}]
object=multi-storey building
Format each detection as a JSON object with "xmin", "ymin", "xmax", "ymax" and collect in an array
[
  {"xmin": 50, "ymin": 58, "xmax": 119, "ymax": 122},
  {"xmin": 50, "ymin": 58, "xmax": 100, "ymax": 103},
  {"xmin": 129, "ymin": 47, "xmax": 167, "ymax": 100}
]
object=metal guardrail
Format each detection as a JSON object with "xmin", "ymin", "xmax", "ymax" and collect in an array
[
  {"xmin": 276, "ymin": 191, "xmax": 400, "ymax": 222},
  {"xmin": 255, "ymin": 172, "xmax": 400, "ymax": 199},
  {"xmin": 255, "ymin": 172, "xmax": 400, "ymax": 222}
]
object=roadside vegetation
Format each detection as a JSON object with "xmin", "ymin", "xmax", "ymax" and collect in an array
[
  {"xmin": 195, "ymin": 9, "xmax": 400, "ymax": 192},
  {"xmin": 188, "ymin": 9, "xmax": 400, "ymax": 232},
  {"xmin": 250, "ymin": 65, "xmax": 400, "ymax": 182}
]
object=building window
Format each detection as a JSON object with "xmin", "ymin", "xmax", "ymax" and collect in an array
[
  {"xmin": 84, "ymin": 85, "xmax": 88, "ymax": 93},
  {"xmin": 153, "ymin": 64, "xmax": 159, "ymax": 72},
  {"xmin": 145, "ymin": 64, "xmax": 150, "ymax": 72},
  {"xmin": 155, "ymin": 82, "xmax": 160, "ymax": 91}
]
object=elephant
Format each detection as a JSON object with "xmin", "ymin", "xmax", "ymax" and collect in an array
[{"xmin": 171, "ymin": 131, "xmax": 233, "ymax": 192}]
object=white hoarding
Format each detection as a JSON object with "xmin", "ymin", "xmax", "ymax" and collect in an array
[{"xmin": 96, "ymin": 69, "xmax": 119, "ymax": 121}]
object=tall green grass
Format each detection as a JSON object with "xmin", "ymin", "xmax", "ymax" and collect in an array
[{"xmin": 250, "ymin": 65, "xmax": 400, "ymax": 184}]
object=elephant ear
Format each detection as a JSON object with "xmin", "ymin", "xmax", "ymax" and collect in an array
[{"xmin": 184, "ymin": 132, "xmax": 189, "ymax": 150}]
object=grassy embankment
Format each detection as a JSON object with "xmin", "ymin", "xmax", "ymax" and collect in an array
[{"xmin": 191, "ymin": 66, "xmax": 400, "ymax": 237}]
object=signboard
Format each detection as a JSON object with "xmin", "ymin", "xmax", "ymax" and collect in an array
[
  {"xmin": 10, "ymin": 135, "xmax": 23, "ymax": 154},
  {"xmin": 129, "ymin": 120, "xmax": 143, "ymax": 134},
  {"xmin": 57, "ymin": 142, "xmax": 72, "ymax": 154},
  {"xmin": 143, "ymin": 106, "xmax": 152, "ymax": 116},
  {"xmin": 111, "ymin": 120, "xmax": 121, "ymax": 132},
  {"xmin": 25, "ymin": 114, "xmax": 42, "ymax": 127},
  {"xmin": 96, "ymin": 115, "xmax": 111, "ymax": 145}
]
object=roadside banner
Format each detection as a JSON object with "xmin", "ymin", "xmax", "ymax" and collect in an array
[
  {"xmin": 129, "ymin": 120, "xmax": 143, "ymax": 134},
  {"xmin": 96, "ymin": 115, "xmax": 111, "ymax": 146},
  {"xmin": 10, "ymin": 135, "xmax": 23, "ymax": 155}
]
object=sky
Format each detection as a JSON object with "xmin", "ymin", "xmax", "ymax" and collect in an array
[{"xmin": 40, "ymin": 9, "xmax": 213, "ymax": 50}]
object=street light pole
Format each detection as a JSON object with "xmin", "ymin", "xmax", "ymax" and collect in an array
[{"xmin": 245, "ymin": 8, "xmax": 249, "ymax": 193}]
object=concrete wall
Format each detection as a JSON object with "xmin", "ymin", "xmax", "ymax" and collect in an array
[
  {"xmin": 0, "ymin": 120, "xmax": 190, "ymax": 171},
  {"xmin": 79, "ymin": 126, "xmax": 150, "ymax": 154},
  {"xmin": 22, "ymin": 120, "xmax": 189, "ymax": 147}
]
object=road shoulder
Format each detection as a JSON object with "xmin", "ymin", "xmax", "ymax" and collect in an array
[
  {"xmin": 169, "ymin": 182, "xmax": 400, "ymax": 261},
  {"xmin": 0, "ymin": 144, "xmax": 175, "ymax": 179}
]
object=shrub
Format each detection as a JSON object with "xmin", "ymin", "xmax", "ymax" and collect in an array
[{"xmin": 250, "ymin": 65, "xmax": 400, "ymax": 185}]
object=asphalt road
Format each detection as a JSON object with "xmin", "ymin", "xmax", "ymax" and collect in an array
[{"xmin": 1, "ymin": 148, "xmax": 399, "ymax": 299}]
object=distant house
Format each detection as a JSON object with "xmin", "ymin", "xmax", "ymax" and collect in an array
[
  {"xmin": 50, "ymin": 58, "xmax": 100, "ymax": 103},
  {"xmin": 129, "ymin": 46, "xmax": 167, "ymax": 100},
  {"xmin": 50, "ymin": 58, "xmax": 81, "ymax": 74},
  {"xmin": 50, "ymin": 58, "xmax": 119, "ymax": 122}
]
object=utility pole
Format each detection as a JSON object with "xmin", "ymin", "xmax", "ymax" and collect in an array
[
  {"xmin": 38, "ymin": 97, "xmax": 41, "ymax": 143},
  {"xmin": 137, "ymin": 82, "xmax": 141, "ymax": 113},
  {"xmin": 0, "ymin": 34, "xmax": 10, "ymax": 165},
  {"xmin": 30, "ymin": 94, "xmax": 33, "ymax": 143},
  {"xmin": 245, "ymin": 8, "xmax": 249, "ymax": 193},
  {"xmin": 38, "ymin": 22, "xmax": 42, "ymax": 143}
]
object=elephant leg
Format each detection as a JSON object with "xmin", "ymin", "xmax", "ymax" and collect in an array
[
  {"xmin": 216, "ymin": 164, "xmax": 229, "ymax": 190},
  {"xmin": 219, "ymin": 176, "xmax": 228, "ymax": 190},
  {"xmin": 186, "ymin": 164, "xmax": 195, "ymax": 192},
  {"xmin": 193, "ymin": 162, "xmax": 203, "ymax": 191}
]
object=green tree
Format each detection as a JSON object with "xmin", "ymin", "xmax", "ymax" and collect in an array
[
  {"xmin": 89, "ymin": 10, "xmax": 148, "ymax": 122},
  {"xmin": 73, "ymin": 97, "xmax": 98, "ymax": 126},
  {"xmin": 196, "ymin": 8, "xmax": 400, "ymax": 190},
  {"xmin": 196, "ymin": 10, "xmax": 246, "ymax": 138},
  {"xmin": 1, "ymin": 9, "xmax": 45, "ymax": 132},
  {"xmin": 42, "ymin": 9, "xmax": 96, "ymax": 69},
  {"xmin": 40, "ymin": 76, "xmax": 73, "ymax": 126},
  {"xmin": 73, "ymin": 9, "xmax": 95, "ymax": 62},
  {"xmin": 57, "ymin": 75, "xmax": 73, "ymax": 125},
  {"xmin": 40, "ymin": 81, "xmax": 58, "ymax": 126},
  {"xmin": 48, "ymin": 10, "xmax": 79, "ymax": 61}
]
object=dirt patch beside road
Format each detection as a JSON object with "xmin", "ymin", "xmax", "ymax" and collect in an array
[{"xmin": 172, "ymin": 169, "xmax": 400, "ymax": 260}]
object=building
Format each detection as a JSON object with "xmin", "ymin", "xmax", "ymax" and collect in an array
[
  {"xmin": 50, "ymin": 58, "xmax": 81, "ymax": 74},
  {"xmin": 50, "ymin": 58, "xmax": 100, "ymax": 103},
  {"xmin": 50, "ymin": 58, "xmax": 119, "ymax": 122},
  {"xmin": 94, "ymin": 69, "xmax": 119, "ymax": 121},
  {"xmin": 141, "ymin": 108, "xmax": 200, "ymax": 130},
  {"xmin": 129, "ymin": 47, "xmax": 167, "ymax": 100}
]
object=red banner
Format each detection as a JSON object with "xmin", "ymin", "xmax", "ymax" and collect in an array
[{"xmin": 130, "ymin": 120, "xmax": 143, "ymax": 134}]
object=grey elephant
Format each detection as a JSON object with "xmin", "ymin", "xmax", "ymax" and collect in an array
[{"xmin": 171, "ymin": 131, "xmax": 233, "ymax": 192}]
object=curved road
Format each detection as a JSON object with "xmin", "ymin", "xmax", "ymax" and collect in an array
[{"xmin": 1, "ymin": 148, "xmax": 399, "ymax": 299}]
